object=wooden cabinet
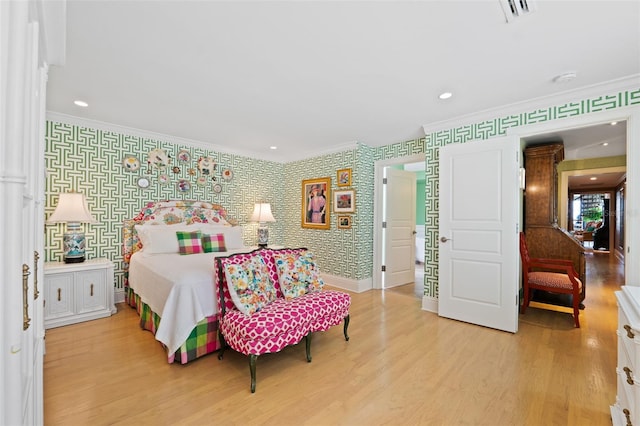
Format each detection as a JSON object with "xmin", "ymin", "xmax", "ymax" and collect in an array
[
  {"xmin": 524, "ymin": 143, "xmax": 586, "ymax": 305},
  {"xmin": 612, "ymin": 286, "xmax": 640, "ymax": 426},
  {"xmin": 44, "ymin": 259, "xmax": 116, "ymax": 329}
]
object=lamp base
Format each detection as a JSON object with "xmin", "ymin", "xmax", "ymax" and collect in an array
[
  {"xmin": 257, "ymin": 226, "xmax": 269, "ymax": 248},
  {"xmin": 63, "ymin": 225, "xmax": 87, "ymax": 264}
]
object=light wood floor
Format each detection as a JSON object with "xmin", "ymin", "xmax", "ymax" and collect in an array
[{"xmin": 44, "ymin": 252, "xmax": 622, "ymax": 426}]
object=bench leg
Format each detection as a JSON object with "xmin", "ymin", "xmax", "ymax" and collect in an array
[
  {"xmin": 249, "ymin": 354, "xmax": 258, "ymax": 393},
  {"xmin": 217, "ymin": 331, "xmax": 227, "ymax": 360},
  {"xmin": 305, "ymin": 334, "xmax": 312, "ymax": 362},
  {"xmin": 343, "ymin": 314, "xmax": 350, "ymax": 341}
]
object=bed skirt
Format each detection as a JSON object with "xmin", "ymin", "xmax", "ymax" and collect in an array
[{"xmin": 126, "ymin": 287, "xmax": 221, "ymax": 364}]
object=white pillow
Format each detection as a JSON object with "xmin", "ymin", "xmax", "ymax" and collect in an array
[
  {"xmin": 198, "ymin": 225, "xmax": 244, "ymax": 249},
  {"xmin": 135, "ymin": 224, "xmax": 191, "ymax": 254}
]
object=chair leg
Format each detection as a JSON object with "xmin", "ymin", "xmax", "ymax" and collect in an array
[
  {"xmin": 521, "ymin": 286, "xmax": 530, "ymax": 314},
  {"xmin": 305, "ymin": 334, "xmax": 312, "ymax": 362},
  {"xmin": 573, "ymin": 292, "xmax": 581, "ymax": 328},
  {"xmin": 343, "ymin": 314, "xmax": 350, "ymax": 341},
  {"xmin": 249, "ymin": 354, "xmax": 258, "ymax": 393}
]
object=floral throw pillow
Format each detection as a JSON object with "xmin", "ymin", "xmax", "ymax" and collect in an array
[
  {"xmin": 176, "ymin": 231, "xmax": 203, "ymax": 255},
  {"xmin": 273, "ymin": 251, "xmax": 325, "ymax": 300},
  {"xmin": 224, "ymin": 254, "xmax": 277, "ymax": 315}
]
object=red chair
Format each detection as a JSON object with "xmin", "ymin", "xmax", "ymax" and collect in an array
[{"xmin": 519, "ymin": 232, "xmax": 583, "ymax": 327}]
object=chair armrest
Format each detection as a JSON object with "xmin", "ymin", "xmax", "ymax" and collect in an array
[
  {"xmin": 530, "ymin": 257, "xmax": 573, "ymax": 267},
  {"xmin": 529, "ymin": 260, "xmax": 579, "ymax": 279}
]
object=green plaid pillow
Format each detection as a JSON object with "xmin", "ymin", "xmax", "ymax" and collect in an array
[
  {"xmin": 202, "ymin": 233, "xmax": 227, "ymax": 253},
  {"xmin": 176, "ymin": 231, "xmax": 203, "ymax": 255}
]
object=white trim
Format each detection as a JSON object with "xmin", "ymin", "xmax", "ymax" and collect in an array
[
  {"xmin": 510, "ymin": 106, "xmax": 640, "ymax": 285},
  {"xmin": 373, "ymin": 153, "xmax": 425, "ymax": 290},
  {"xmin": 115, "ymin": 290, "xmax": 126, "ymax": 305},
  {"xmin": 46, "ymin": 111, "xmax": 287, "ymax": 163},
  {"xmin": 45, "ymin": 111, "xmax": 360, "ymax": 164},
  {"xmin": 422, "ymin": 75, "xmax": 640, "ymax": 135},
  {"xmin": 421, "ymin": 296, "xmax": 438, "ymax": 313},
  {"xmin": 323, "ymin": 273, "xmax": 372, "ymax": 293}
]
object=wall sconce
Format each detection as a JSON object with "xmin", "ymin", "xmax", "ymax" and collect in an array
[
  {"xmin": 47, "ymin": 192, "xmax": 97, "ymax": 263},
  {"xmin": 250, "ymin": 203, "xmax": 276, "ymax": 248}
]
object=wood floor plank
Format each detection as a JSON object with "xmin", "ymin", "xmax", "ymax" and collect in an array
[{"xmin": 44, "ymin": 252, "xmax": 621, "ymax": 425}]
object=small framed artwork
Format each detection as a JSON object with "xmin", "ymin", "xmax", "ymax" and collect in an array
[
  {"xmin": 333, "ymin": 189, "xmax": 355, "ymax": 213},
  {"xmin": 177, "ymin": 149, "xmax": 191, "ymax": 163},
  {"xmin": 337, "ymin": 215, "xmax": 352, "ymax": 229},
  {"xmin": 337, "ymin": 168, "xmax": 352, "ymax": 187},
  {"xmin": 301, "ymin": 177, "xmax": 331, "ymax": 230}
]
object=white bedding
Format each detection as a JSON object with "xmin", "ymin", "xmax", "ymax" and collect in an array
[{"xmin": 128, "ymin": 248, "xmax": 251, "ymax": 355}]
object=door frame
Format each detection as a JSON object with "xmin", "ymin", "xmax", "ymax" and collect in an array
[
  {"xmin": 373, "ymin": 153, "xmax": 424, "ymax": 290},
  {"xmin": 508, "ymin": 106, "xmax": 640, "ymax": 284}
]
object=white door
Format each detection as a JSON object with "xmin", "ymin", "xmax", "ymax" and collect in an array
[
  {"xmin": 438, "ymin": 136, "xmax": 520, "ymax": 333},
  {"xmin": 383, "ymin": 168, "xmax": 416, "ymax": 288}
]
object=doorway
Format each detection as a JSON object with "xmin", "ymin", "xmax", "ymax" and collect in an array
[
  {"xmin": 373, "ymin": 106, "xmax": 639, "ymax": 317},
  {"xmin": 373, "ymin": 153, "xmax": 424, "ymax": 297}
]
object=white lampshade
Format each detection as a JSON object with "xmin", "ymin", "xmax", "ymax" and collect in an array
[
  {"xmin": 250, "ymin": 203, "xmax": 276, "ymax": 223},
  {"xmin": 47, "ymin": 192, "xmax": 97, "ymax": 224}
]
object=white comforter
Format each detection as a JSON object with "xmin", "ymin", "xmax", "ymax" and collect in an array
[{"xmin": 128, "ymin": 249, "xmax": 251, "ymax": 355}]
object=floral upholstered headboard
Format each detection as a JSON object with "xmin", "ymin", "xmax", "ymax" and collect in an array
[{"xmin": 122, "ymin": 200, "xmax": 238, "ymax": 288}]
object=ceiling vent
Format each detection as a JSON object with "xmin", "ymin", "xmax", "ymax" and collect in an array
[{"xmin": 500, "ymin": 0, "xmax": 537, "ymax": 23}]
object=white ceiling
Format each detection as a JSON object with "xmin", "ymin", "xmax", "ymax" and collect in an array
[{"xmin": 46, "ymin": 1, "xmax": 640, "ymax": 162}]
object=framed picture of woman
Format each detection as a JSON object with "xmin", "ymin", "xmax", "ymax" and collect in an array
[{"xmin": 301, "ymin": 177, "xmax": 331, "ymax": 229}]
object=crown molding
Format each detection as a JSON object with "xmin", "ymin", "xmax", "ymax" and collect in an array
[
  {"xmin": 45, "ymin": 111, "xmax": 360, "ymax": 163},
  {"xmin": 422, "ymin": 74, "xmax": 640, "ymax": 135}
]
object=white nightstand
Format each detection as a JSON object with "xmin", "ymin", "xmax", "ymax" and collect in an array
[{"xmin": 43, "ymin": 258, "xmax": 116, "ymax": 329}]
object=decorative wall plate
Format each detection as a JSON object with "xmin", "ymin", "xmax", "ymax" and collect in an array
[
  {"xmin": 222, "ymin": 168, "xmax": 233, "ymax": 181},
  {"xmin": 137, "ymin": 177, "xmax": 150, "ymax": 188},
  {"xmin": 158, "ymin": 174, "xmax": 170, "ymax": 185},
  {"xmin": 177, "ymin": 179, "xmax": 191, "ymax": 193},
  {"xmin": 213, "ymin": 183, "xmax": 222, "ymax": 193},
  {"xmin": 197, "ymin": 156, "xmax": 216, "ymax": 176},
  {"xmin": 147, "ymin": 148, "xmax": 171, "ymax": 169},
  {"xmin": 196, "ymin": 176, "xmax": 208, "ymax": 186},
  {"xmin": 178, "ymin": 149, "xmax": 191, "ymax": 163},
  {"xmin": 122, "ymin": 155, "xmax": 140, "ymax": 172}
]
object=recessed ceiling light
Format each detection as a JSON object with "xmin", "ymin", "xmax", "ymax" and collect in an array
[
  {"xmin": 270, "ymin": 146, "xmax": 277, "ymax": 150},
  {"xmin": 602, "ymin": 142, "xmax": 609, "ymax": 146},
  {"xmin": 611, "ymin": 121, "xmax": 618, "ymax": 126},
  {"xmin": 439, "ymin": 92, "xmax": 453, "ymax": 100},
  {"xmin": 74, "ymin": 100, "xmax": 88, "ymax": 107},
  {"xmin": 552, "ymin": 72, "xmax": 577, "ymax": 83}
]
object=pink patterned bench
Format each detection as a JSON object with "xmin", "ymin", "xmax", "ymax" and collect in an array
[{"xmin": 215, "ymin": 247, "xmax": 351, "ymax": 393}]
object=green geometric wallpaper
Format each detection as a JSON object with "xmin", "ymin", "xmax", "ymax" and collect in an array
[
  {"xmin": 45, "ymin": 121, "xmax": 285, "ymax": 292},
  {"xmin": 418, "ymin": 88, "xmax": 640, "ymax": 299},
  {"xmin": 282, "ymin": 142, "xmax": 374, "ymax": 281},
  {"xmin": 45, "ymin": 86, "xmax": 640, "ymax": 303}
]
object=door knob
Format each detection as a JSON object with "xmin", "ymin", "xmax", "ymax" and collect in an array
[{"xmin": 440, "ymin": 236, "xmax": 450, "ymax": 243}]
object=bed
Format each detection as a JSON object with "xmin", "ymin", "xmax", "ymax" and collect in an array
[{"xmin": 123, "ymin": 200, "xmax": 252, "ymax": 364}]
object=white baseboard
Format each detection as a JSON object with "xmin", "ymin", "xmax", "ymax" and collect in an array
[
  {"xmin": 421, "ymin": 296, "xmax": 438, "ymax": 313},
  {"xmin": 323, "ymin": 273, "xmax": 372, "ymax": 293}
]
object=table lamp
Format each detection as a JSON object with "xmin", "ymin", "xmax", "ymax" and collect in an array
[
  {"xmin": 47, "ymin": 192, "xmax": 97, "ymax": 263},
  {"xmin": 250, "ymin": 203, "xmax": 276, "ymax": 248}
]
